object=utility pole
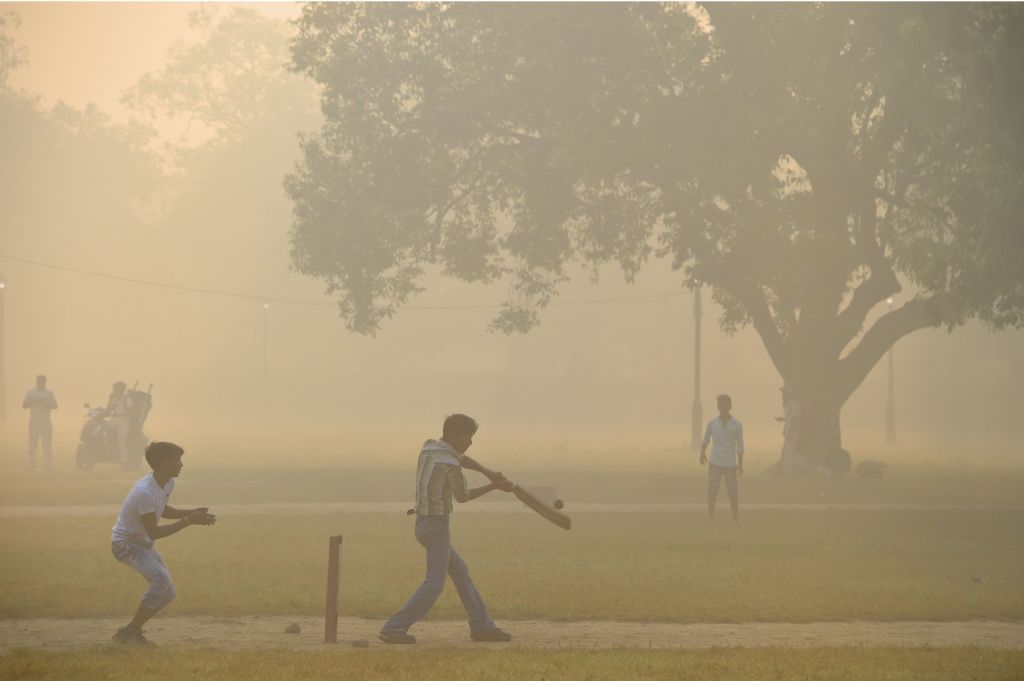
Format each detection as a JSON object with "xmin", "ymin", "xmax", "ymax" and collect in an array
[
  {"xmin": 690, "ymin": 283, "xmax": 703, "ymax": 451},
  {"xmin": 885, "ymin": 297, "xmax": 896, "ymax": 443}
]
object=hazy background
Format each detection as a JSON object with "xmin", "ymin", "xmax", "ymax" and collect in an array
[{"xmin": 2, "ymin": 2, "xmax": 1022, "ymax": 472}]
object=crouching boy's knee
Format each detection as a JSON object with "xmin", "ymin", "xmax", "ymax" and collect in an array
[
  {"xmin": 163, "ymin": 582, "xmax": 177, "ymax": 605},
  {"xmin": 143, "ymin": 576, "xmax": 176, "ymax": 610}
]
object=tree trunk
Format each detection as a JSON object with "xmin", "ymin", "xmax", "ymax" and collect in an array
[{"xmin": 795, "ymin": 390, "xmax": 849, "ymax": 475}]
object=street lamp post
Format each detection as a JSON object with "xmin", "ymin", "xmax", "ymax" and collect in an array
[
  {"xmin": 885, "ymin": 297, "xmax": 896, "ymax": 444},
  {"xmin": 262, "ymin": 303, "xmax": 269, "ymax": 421},
  {"xmin": 0, "ymin": 275, "xmax": 6, "ymax": 423},
  {"xmin": 690, "ymin": 282, "xmax": 703, "ymax": 451}
]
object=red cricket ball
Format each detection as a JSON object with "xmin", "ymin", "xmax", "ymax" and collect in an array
[{"xmin": 553, "ymin": 499, "xmax": 564, "ymax": 509}]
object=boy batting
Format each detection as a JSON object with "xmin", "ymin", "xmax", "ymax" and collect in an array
[{"xmin": 379, "ymin": 413, "xmax": 515, "ymax": 644}]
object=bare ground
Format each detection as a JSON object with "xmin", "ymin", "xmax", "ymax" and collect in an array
[{"xmin": 2, "ymin": 617, "xmax": 1022, "ymax": 652}]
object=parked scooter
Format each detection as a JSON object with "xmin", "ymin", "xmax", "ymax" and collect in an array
[{"xmin": 75, "ymin": 383, "xmax": 153, "ymax": 471}]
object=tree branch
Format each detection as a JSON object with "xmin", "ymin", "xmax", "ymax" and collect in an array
[
  {"xmin": 837, "ymin": 295, "xmax": 944, "ymax": 401},
  {"xmin": 702, "ymin": 264, "xmax": 790, "ymax": 379},
  {"xmin": 833, "ymin": 206, "xmax": 901, "ymax": 352},
  {"xmin": 430, "ymin": 165, "xmax": 488, "ymax": 254}
]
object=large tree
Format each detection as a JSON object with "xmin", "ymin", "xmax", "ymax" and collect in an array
[{"xmin": 286, "ymin": 4, "xmax": 1024, "ymax": 465}]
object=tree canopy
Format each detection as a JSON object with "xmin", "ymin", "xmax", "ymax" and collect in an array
[{"xmin": 286, "ymin": 3, "xmax": 1024, "ymax": 460}]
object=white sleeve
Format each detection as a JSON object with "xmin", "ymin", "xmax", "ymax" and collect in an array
[{"xmin": 135, "ymin": 490, "xmax": 158, "ymax": 516}]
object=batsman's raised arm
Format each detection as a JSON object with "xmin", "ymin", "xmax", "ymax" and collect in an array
[
  {"xmin": 452, "ymin": 472, "xmax": 515, "ymax": 503},
  {"xmin": 458, "ymin": 453, "xmax": 506, "ymax": 482}
]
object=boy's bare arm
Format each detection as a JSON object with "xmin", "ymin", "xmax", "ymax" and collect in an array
[
  {"xmin": 162, "ymin": 505, "xmax": 212, "ymax": 520},
  {"xmin": 457, "ymin": 480, "xmax": 515, "ymax": 503},
  {"xmin": 141, "ymin": 510, "xmax": 216, "ymax": 540},
  {"xmin": 458, "ymin": 454, "xmax": 506, "ymax": 482}
]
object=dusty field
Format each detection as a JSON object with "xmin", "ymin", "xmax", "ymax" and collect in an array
[
  {"xmin": 3, "ymin": 616, "xmax": 1024, "ymax": 652},
  {"xmin": 5, "ymin": 501, "xmax": 1021, "ymax": 517}
]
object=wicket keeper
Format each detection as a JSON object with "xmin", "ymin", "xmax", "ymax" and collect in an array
[{"xmin": 110, "ymin": 441, "xmax": 216, "ymax": 646}]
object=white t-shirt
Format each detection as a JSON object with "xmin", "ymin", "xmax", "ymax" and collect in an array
[
  {"xmin": 24, "ymin": 388, "xmax": 57, "ymax": 422},
  {"xmin": 111, "ymin": 474, "xmax": 175, "ymax": 546},
  {"xmin": 703, "ymin": 416, "xmax": 745, "ymax": 468}
]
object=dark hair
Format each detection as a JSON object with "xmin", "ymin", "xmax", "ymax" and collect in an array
[
  {"xmin": 145, "ymin": 441, "xmax": 184, "ymax": 469},
  {"xmin": 442, "ymin": 413, "xmax": 478, "ymax": 439},
  {"xmin": 717, "ymin": 394, "xmax": 732, "ymax": 405}
]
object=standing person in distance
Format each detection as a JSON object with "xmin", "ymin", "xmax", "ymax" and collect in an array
[
  {"xmin": 379, "ymin": 413, "xmax": 515, "ymax": 644},
  {"xmin": 110, "ymin": 441, "xmax": 216, "ymax": 647},
  {"xmin": 700, "ymin": 394, "xmax": 745, "ymax": 521},
  {"xmin": 23, "ymin": 374, "xmax": 57, "ymax": 470},
  {"xmin": 105, "ymin": 381, "xmax": 134, "ymax": 468}
]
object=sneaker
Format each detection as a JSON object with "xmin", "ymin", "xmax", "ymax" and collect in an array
[
  {"xmin": 378, "ymin": 630, "xmax": 416, "ymax": 644},
  {"xmin": 113, "ymin": 626, "xmax": 157, "ymax": 648},
  {"xmin": 471, "ymin": 627, "xmax": 512, "ymax": 642}
]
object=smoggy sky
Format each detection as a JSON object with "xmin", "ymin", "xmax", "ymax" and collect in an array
[{"xmin": 2, "ymin": 3, "xmax": 1022, "ymax": 467}]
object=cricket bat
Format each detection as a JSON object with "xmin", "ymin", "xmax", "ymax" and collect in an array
[{"xmin": 513, "ymin": 484, "xmax": 571, "ymax": 530}]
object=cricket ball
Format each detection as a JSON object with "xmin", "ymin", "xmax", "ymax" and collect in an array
[{"xmin": 553, "ymin": 499, "xmax": 564, "ymax": 509}]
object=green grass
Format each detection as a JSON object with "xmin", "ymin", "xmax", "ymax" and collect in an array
[
  {"xmin": 2, "ymin": 463, "xmax": 1024, "ymax": 507},
  {"xmin": 2, "ymin": 648, "xmax": 1023, "ymax": 681},
  {"xmin": 1, "ymin": 510, "xmax": 1021, "ymax": 622}
]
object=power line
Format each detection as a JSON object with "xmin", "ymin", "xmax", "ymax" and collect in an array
[{"xmin": 0, "ymin": 252, "xmax": 686, "ymax": 310}]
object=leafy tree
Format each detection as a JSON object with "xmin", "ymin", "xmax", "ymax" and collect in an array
[
  {"xmin": 0, "ymin": 10, "xmax": 28, "ymax": 93},
  {"xmin": 124, "ymin": 6, "xmax": 314, "ymax": 150},
  {"xmin": 286, "ymin": 3, "xmax": 1024, "ymax": 464}
]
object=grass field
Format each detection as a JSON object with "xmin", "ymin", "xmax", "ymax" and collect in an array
[
  {"xmin": 2, "ymin": 460, "xmax": 1024, "ymax": 507},
  {"xmin": 2, "ymin": 510, "xmax": 1021, "ymax": 622},
  {"xmin": 2, "ymin": 648, "xmax": 1023, "ymax": 681}
]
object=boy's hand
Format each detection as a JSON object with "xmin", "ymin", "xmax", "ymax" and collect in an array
[
  {"xmin": 484, "ymin": 470, "xmax": 507, "ymax": 483},
  {"xmin": 737, "ymin": 464, "xmax": 744, "ymax": 476},
  {"xmin": 187, "ymin": 509, "xmax": 217, "ymax": 526},
  {"xmin": 494, "ymin": 480, "xmax": 515, "ymax": 493},
  {"xmin": 699, "ymin": 453, "xmax": 707, "ymax": 466}
]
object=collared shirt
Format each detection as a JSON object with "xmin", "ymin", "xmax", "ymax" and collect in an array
[
  {"xmin": 24, "ymin": 388, "xmax": 57, "ymax": 422},
  {"xmin": 414, "ymin": 439, "xmax": 470, "ymax": 516},
  {"xmin": 111, "ymin": 474, "xmax": 175, "ymax": 547},
  {"xmin": 703, "ymin": 416, "xmax": 744, "ymax": 468}
]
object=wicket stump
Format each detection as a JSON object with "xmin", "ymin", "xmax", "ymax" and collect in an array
[{"xmin": 324, "ymin": 534, "xmax": 343, "ymax": 643}]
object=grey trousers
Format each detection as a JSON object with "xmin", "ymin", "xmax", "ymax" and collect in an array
[{"xmin": 381, "ymin": 515, "xmax": 496, "ymax": 635}]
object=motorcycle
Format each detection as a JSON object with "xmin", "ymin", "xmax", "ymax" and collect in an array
[{"xmin": 75, "ymin": 383, "xmax": 153, "ymax": 471}]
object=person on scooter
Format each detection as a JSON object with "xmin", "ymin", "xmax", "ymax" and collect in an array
[{"xmin": 106, "ymin": 382, "xmax": 134, "ymax": 468}]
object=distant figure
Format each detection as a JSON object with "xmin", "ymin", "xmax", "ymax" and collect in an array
[
  {"xmin": 379, "ymin": 414, "xmax": 515, "ymax": 644},
  {"xmin": 700, "ymin": 394, "xmax": 744, "ymax": 521},
  {"xmin": 111, "ymin": 442, "xmax": 216, "ymax": 647},
  {"xmin": 775, "ymin": 385, "xmax": 803, "ymax": 473},
  {"xmin": 106, "ymin": 382, "xmax": 134, "ymax": 468},
  {"xmin": 23, "ymin": 375, "xmax": 58, "ymax": 470}
]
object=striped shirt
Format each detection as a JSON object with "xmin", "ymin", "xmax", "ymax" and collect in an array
[{"xmin": 415, "ymin": 439, "xmax": 470, "ymax": 516}]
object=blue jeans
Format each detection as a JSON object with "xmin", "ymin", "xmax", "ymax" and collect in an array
[
  {"xmin": 112, "ymin": 541, "xmax": 176, "ymax": 612},
  {"xmin": 381, "ymin": 515, "xmax": 495, "ymax": 635}
]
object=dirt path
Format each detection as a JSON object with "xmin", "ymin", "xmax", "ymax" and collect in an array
[
  {"xmin": 3, "ymin": 502, "xmax": 1021, "ymax": 517},
  {"xmin": 3, "ymin": 616, "xmax": 1022, "ymax": 652}
]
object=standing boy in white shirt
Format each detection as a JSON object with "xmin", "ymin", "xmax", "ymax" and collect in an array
[
  {"xmin": 23, "ymin": 375, "xmax": 57, "ymax": 469},
  {"xmin": 110, "ymin": 441, "xmax": 216, "ymax": 646},
  {"xmin": 700, "ymin": 394, "xmax": 745, "ymax": 521}
]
